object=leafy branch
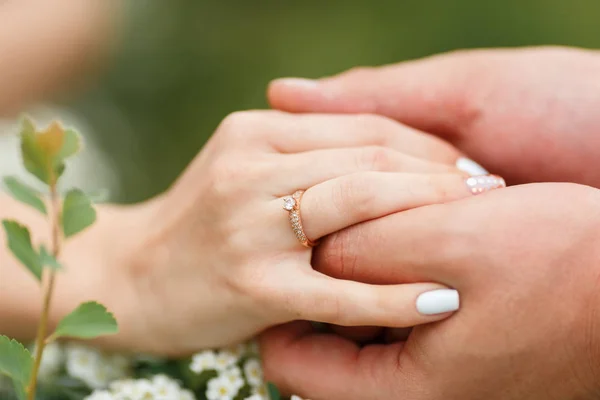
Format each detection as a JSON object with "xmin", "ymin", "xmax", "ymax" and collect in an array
[{"xmin": 0, "ymin": 117, "xmax": 118, "ymax": 400}]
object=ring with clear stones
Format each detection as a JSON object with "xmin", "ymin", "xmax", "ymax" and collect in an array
[{"xmin": 282, "ymin": 190, "xmax": 318, "ymax": 248}]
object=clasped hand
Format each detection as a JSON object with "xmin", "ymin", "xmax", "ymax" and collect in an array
[
  {"xmin": 259, "ymin": 46, "xmax": 600, "ymax": 400},
  {"xmin": 116, "ymin": 111, "xmax": 486, "ymax": 356}
]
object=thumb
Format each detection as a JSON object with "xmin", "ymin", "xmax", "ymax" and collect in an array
[
  {"xmin": 259, "ymin": 322, "xmax": 416, "ymax": 400},
  {"xmin": 268, "ymin": 51, "xmax": 481, "ymax": 138}
]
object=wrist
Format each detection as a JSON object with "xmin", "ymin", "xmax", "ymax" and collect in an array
[
  {"xmin": 100, "ymin": 195, "xmax": 182, "ymax": 354},
  {"xmin": 115, "ymin": 194, "xmax": 196, "ymax": 356},
  {"xmin": 50, "ymin": 197, "xmax": 163, "ymax": 353}
]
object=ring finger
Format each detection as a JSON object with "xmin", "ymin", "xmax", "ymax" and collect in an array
[{"xmin": 271, "ymin": 172, "xmax": 505, "ymax": 248}]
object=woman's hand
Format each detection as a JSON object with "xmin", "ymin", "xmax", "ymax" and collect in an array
[
  {"xmin": 267, "ymin": 46, "xmax": 600, "ymax": 187},
  {"xmin": 113, "ymin": 110, "xmax": 502, "ymax": 356},
  {"xmin": 260, "ymin": 183, "xmax": 600, "ymax": 400}
]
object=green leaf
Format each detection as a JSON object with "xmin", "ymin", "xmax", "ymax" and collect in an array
[
  {"xmin": 18, "ymin": 117, "xmax": 82, "ymax": 186},
  {"xmin": 55, "ymin": 129, "xmax": 81, "ymax": 162},
  {"xmin": 267, "ymin": 382, "xmax": 281, "ymax": 400},
  {"xmin": 3, "ymin": 176, "xmax": 46, "ymax": 215},
  {"xmin": 52, "ymin": 302, "xmax": 118, "ymax": 340},
  {"xmin": 61, "ymin": 190, "xmax": 96, "ymax": 238},
  {"xmin": 20, "ymin": 116, "xmax": 51, "ymax": 185},
  {"xmin": 1, "ymin": 220, "xmax": 42, "ymax": 281},
  {"xmin": 13, "ymin": 384, "xmax": 26, "ymax": 400},
  {"xmin": 0, "ymin": 335, "xmax": 33, "ymax": 400},
  {"xmin": 51, "ymin": 128, "xmax": 81, "ymax": 183},
  {"xmin": 39, "ymin": 245, "xmax": 62, "ymax": 270}
]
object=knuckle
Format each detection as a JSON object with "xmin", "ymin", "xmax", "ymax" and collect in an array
[
  {"xmin": 352, "ymin": 114, "xmax": 397, "ymax": 145},
  {"xmin": 217, "ymin": 110, "xmax": 266, "ymax": 141},
  {"xmin": 334, "ymin": 173, "xmax": 376, "ymax": 220},
  {"xmin": 339, "ymin": 66, "xmax": 377, "ymax": 80},
  {"xmin": 219, "ymin": 111, "xmax": 252, "ymax": 133},
  {"xmin": 360, "ymin": 146, "xmax": 397, "ymax": 171}
]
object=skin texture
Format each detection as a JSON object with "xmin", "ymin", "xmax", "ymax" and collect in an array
[
  {"xmin": 260, "ymin": 183, "xmax": 600, "ymax": 400},
  {"xmin": 268, "ymin": 46, "xmax": 600, "ymax": 188},
  {"xmin": 1, "ymin": 110, "xmax": 484, "ymax": 356}
]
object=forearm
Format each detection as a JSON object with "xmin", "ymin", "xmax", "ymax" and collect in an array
[
  {"xmin": 0, "ymin": 0, "xmax": 121, "ymax": 116},
  {"xmin": 0, "ymin": 194, "xmax": 151, "ymax": 348}
]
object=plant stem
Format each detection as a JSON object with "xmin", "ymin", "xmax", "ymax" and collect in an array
[{"xmin": 27, "ymin": 184, "xmax": 61, "ymax": 400}]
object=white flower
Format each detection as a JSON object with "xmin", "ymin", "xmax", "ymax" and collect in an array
[
  {"xmin": 244, "ymin": 395, "xmax": 264, "ymax": 400},
  {"xmin": 84, "ymin": 390, "xmax": 115, "ymax": 400},
  {"xmin": 32, "ymin": 342, "xmax": 65, "ymax": 381},
  {"xmin": 251, "ymin": 385, "xmax": 268, "ymax": 398},
  {"xmin": 107, "ymin": 378, "xmax": 134, "ymax": 392},
  {"xmin": 112, "ymin": 378, "xmax": 155, "ymax": 399},
  {"xmin": 151, "ymin": 374, "xmax": 194, "ymax": 398},
  {"xmin": 181, "ymin": 391, "xmax": 197, "ymax": 400},
  {"xmin": 65, "ymin": 344, "xmax": 129, "ymax": 389},
  {"xmin": 220, "ymin": 366, "xmax": 244, "ymax": 390},
  {"xmin": 214, "ymin": 350, "xmax": 238, "ymax": 372},
  {"xmin": 243, "ymin": 359, "xmax": 263, "ymax": 387},
  {"xmin": 190, "ymin": 350, "xmax": 217, "ymax": 374},
  {"xmin": 96, "ymin": 375, "xmax": 195, "ymax": 400},
  {"xmin": 291, "ymin": 395, "xmax": 308, "ymax": 400},
  {"xmin": 206, "ymin": 375, "xmax": 239, "ymax": 400}
]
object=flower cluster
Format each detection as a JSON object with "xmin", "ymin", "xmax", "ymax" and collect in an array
[
  {"xmin": 27, "ymin": 342, "xmax": 131, "ymax": 388},
  {"xmin": 1, "ymin": 340, "xmax": 308, "ymax": 400},
  {"xmin": 189, "ymin": 342, "xmax": 269, "ymax": 400},
  {"xmin": 84, "ymin": 374, "xmax": 195, "ymax": 400},
  {"xmin": 65, "ymin": 344, "xmax": 130, "ymax": 389},
  {"xmin": 31, "ymin": 342, "xmax": 65, "ymax": 382}
]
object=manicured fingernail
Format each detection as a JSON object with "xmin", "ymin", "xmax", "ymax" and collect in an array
[
  {"xmin": 272, "ymin": 77, "xmax": 319, "ymax": 89},
  {"xmin": 456, "ymin": 157, "xmax": 488, "ymax": 176},
  {"xmin": 416, "ymin": 289, "xmax": 460, "ymax": 315},
  {"xmin": 465, "ymin": 174, "xmax": 506, "ymax": 195}
]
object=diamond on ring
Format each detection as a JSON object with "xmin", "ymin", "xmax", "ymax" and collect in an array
[
  {"xmin": 282, "ymin": 190, "xmax": 318, "ymax": 248},
  {"xmin": 282, "ymin": 196, "xmax": 296, "ymax": 211}
]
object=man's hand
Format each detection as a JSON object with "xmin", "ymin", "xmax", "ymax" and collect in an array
[
  {"xmin": 260, "ymin": 183, "xmax": 600, "ymax": 400},
  {"xmin": 268, "ymin": 46, "xmax": 600, "ymax": 187}
]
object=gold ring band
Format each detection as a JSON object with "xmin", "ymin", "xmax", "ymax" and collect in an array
[{"xmin": 283, "ymin": 190, "xmax": 318, "ymax": 248}]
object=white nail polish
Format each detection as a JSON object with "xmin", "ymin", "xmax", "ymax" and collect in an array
[
  {"xmin": 416, "ymin": 289, "xmax": 460, "ymax": 315},
  {"xmin": 456, "ymin": 157, "xmax": 488, "ymax": 176}
]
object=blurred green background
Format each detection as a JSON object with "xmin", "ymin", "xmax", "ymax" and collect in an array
[{"xmin": 67, "ymin": 0, "xmax": 600, "ymax": 203}]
